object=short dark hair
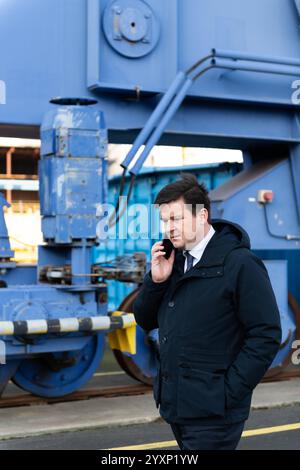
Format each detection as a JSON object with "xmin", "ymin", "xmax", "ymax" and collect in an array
[{"xmin": 154, "ymin": 172, "xmax": 211, "ymax": 223}]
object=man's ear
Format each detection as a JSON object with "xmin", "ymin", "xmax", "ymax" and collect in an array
[
  {"xmin": 197, "ymin": 208, "xmax": 207, "ymax": 222},
  {"xmin": 201, "ymin": 208, "xmax": 209, "ymax": 222}
]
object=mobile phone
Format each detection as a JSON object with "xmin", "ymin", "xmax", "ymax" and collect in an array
[{"xmin": 162, "ymin": 238, "xmax": 174, "ymax": 259}]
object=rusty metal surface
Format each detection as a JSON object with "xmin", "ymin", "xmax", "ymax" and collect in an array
[{"xmin": 0, "ymin": 383, "xmax": 152, "ymax": 409}]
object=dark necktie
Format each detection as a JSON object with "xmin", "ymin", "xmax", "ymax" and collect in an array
[{"xmin": 184, "ymin": 250, "xmax": 195, "ymax": 272}]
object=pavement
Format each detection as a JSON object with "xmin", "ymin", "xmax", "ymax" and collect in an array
[{"xmin": 0, "ymin": 377, "xmax": 299, "ymax": 440}]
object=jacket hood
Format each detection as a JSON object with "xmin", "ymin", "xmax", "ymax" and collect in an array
[
  {"xmin": 211, "ymin": 218, "xmax": 250, "ymax": 250},
  {"xmin": 174, "ymin": 218, "xmax": 251, "ymax": 268}
]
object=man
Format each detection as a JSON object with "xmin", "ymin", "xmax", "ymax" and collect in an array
[{"xmin": 133, "ymin": 173, "xmax": 282, "ymax": 450}]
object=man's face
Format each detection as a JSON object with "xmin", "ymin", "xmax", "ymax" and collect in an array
[{"xmin": 159, "ymin": 197, "xmax": 207, "ymax": 250}]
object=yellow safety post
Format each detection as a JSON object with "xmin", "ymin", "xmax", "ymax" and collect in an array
[{"xmin": 107, "ymin": 311, "xmax": 137, "ymax": 354}]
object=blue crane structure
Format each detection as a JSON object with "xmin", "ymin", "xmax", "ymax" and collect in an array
[{"xmin": 0, "ymin": 0, "xmax": 299, "ymax": 396}]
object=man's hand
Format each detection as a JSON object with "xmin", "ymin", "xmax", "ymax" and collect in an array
[{"xmin": 151, "ymin": 241, "xmax": 175, "ymax": 283}]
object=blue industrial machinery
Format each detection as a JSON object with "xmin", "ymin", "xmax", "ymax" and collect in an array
[
  {"xmin": 0, "ymin": 0, "xmax": 300, "ymax": 394},
  {"xmin": 0, "ymin": 97, "xmax": 142, "ymax": 396}
]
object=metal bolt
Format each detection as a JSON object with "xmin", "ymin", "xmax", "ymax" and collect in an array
[{"xmin": 113, "ymin": 5, "xmax": 122, "ymax": 14}]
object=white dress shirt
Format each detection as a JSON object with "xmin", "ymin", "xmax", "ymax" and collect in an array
[{"xmin": 183, "ymin": 224, "xmax": 216, "ymax": 272}]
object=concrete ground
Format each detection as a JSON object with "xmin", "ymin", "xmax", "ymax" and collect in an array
[
  {"xmin": 0, "ymin": 376, "xmax": 299, "ymax": 441},
  {"xmin": 0, "ymin": 404, "xmax": 299, "ymax": 450}
]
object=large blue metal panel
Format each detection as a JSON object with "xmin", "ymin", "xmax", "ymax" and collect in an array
[
  {"xmin": 88, "ymin": 0, "xmax": 177, "ymax": 93},
  {"xmin": 1, "ymin": 0, "xmax": 300, "ymax": 148},
  {"xmin": 210, "ymin": 157, "xmax": 300, "ymax": 250}
]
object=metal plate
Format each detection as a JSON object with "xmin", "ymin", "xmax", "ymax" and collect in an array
[{"xmin": 102, "ymin": 0, "xmax": 160, "ymax": 58}]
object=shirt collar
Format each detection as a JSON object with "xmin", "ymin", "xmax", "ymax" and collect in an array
[{"xmin": 183, "ymin": 224, "xmax": 216, "ymax": 260}]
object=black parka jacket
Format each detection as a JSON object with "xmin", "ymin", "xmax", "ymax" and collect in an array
[{"xmin": 133, "ymin": 219, "xmax": 282, "ymax": 425}]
